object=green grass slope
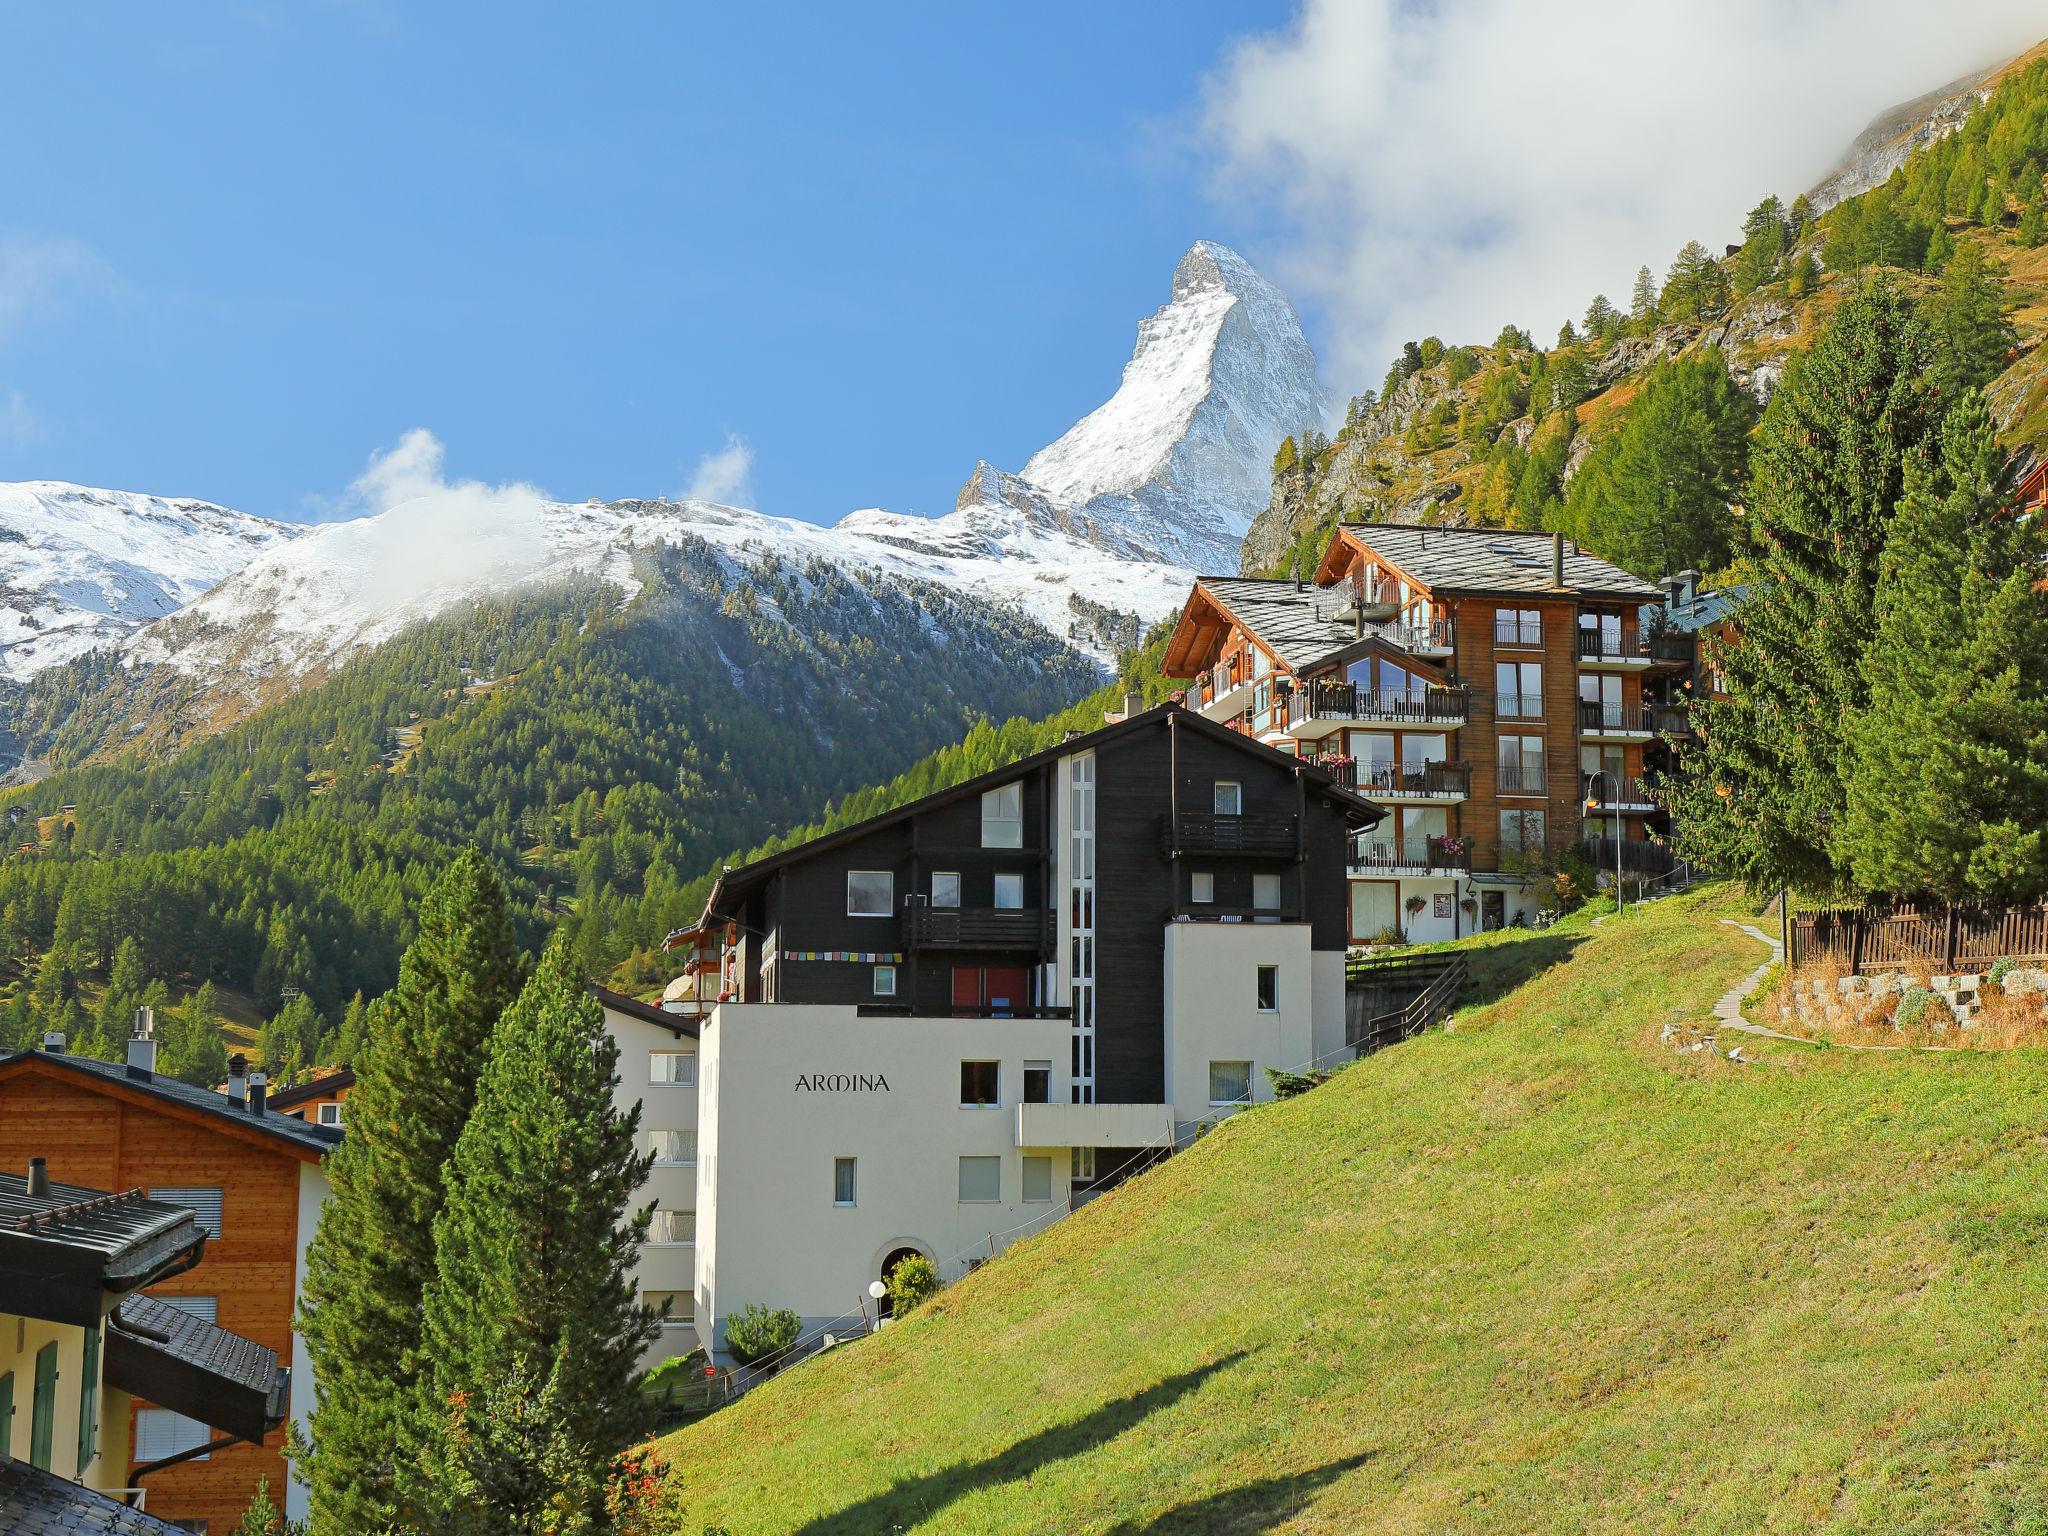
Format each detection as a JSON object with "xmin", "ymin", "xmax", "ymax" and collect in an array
[{"xmin": 657, "ymin": 887, "xmax": 2048, "ymax": 1534}]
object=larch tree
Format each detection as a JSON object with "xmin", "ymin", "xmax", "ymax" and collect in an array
[
  {"xmin": 1629, "ymin": 264, "xmax": 1661, "ymax": 330},
  {"xmin": 1927, "ymin": 239, "xmax": 2017, "ymax": 397},
  {"xmin": 1839, "ymin": 392, "xmax": 2048, "ymax": 898},
  {"xmin": 294, "ymin": 847, "xmax": 528, "ymax": 1535},
  {"xmin": 1666, "ymin": 276, "xmax": 1948, "ymax": 893},
  {"xmin": 411, "ymin": 931, "xmax": 656, "ymax": 1534}
]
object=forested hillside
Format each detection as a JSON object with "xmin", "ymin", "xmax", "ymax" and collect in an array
[
  {"xmin": 1243, "ymin": 54, "xmax": 2048, "ymax": 583},
  {"xmin": 0, "ymin": 538, "xmax": 1095, "ymax": 1070}
]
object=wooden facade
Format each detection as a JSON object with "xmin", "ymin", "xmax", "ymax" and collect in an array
[{"xmin": 0, "ymin": 1054, "xmax": 328, "ymax": 1534}]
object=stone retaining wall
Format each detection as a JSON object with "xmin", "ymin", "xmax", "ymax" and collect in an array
[{"xmin": 1774, "ymin": 967, "xmax": 2048, "ymax": 1032}]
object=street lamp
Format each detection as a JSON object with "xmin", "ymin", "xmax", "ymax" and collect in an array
[{"xmin": 1584, "ymin": 771, "xmax": 1624, "ymax": 917}]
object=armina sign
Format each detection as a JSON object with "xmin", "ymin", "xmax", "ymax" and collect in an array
[{"xmin": 793, "ymin": 1072, "xmax": 891, "ymax": 1092}]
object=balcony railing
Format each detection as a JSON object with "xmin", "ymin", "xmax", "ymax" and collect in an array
[
  {"xmin": 906, "ymin": 907, "xmax": 1056, "ymax": 951},
  {"xmin": 1293, "ymin": 679, "xmax": 1470, "ymax": 727},
  {"xmin": 1494, "ymin": 693, "xmax": 1543, "ymax": 721},
  {"xmin": 1582, "ymin": 774, "xmax": 1656, "ymax": 809},
  {"xmin": 1577, "ymin": 701, "xmax": 1653, "ymax": 734},
  {"xmin": 1584, "ymin": 836, "xmax": 1677, "ymax": 875},
  {"xmin": 1382, "ymin": 617, "xmax": 1453, "ymax": 654},
  {"xmin": 1494, "ymin": 616, "xmax": 1542, "ymax": 647},
  {"xmin": 1351, "ymin": 833, "xmax": 1470, "ymax": 875},
  {"xmin": 1646, "ymin": 631, "xmax": 1696, "ymax": 665},
  {"xmin": 1646, "ymin": 701, "xmax": 1695, "ymax": 738},
  {"xmin": 1305, "ymin": 758, "xmax": 1471, "ymax": 799},
  {"xmin": 1165, "ymin": 811, "xmax": 1299, "ymax": 856},
  {"xmin": 1575, "ymin": 630, "xmax": 1650, "ymax": 662},
  {"xmin": 1496, "ymin": 765, "xmax": 1548, "ymax": 796}
]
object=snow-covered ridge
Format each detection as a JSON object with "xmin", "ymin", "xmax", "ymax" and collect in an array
[{"xmin": 0, "ymin": 482, "xmax": 298, "ymax": 682}]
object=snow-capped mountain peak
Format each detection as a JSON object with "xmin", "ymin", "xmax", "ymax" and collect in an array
[{"xmin": 0, "ymin": 482, "xmax": 298, "ymax": 682}]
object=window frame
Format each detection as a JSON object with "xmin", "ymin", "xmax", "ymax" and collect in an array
[
  {"xmin": 873, "ymin": 964, "xmax": 898, "ymax": 997},
  {"xmin": 1190, "ymin": 870, "xmax": 1216, "ymax": 904},
  {"xmin": 833, "ymin": 1156, "xmax": 857, "ymax": 1208},
  {"xmin": 992, "ymin": 872, "xmax": 1025, "ymax": 911},
  {"xmin": 1255, "ymin": 964, "xmax": 1279, "ymax": 1013},
  {"xmin": 959, "ymin": 1060, "xmax": 1000, "ymax": 1109},
  {"xmin": 316, "ymin": 1102, "xmax": 343, "ymax": 1126},
  {"xmin": 1022, "ymin": 1155, "xmax": 1053, "ymax": 1203},
  {"xmin": 1208, "ymin": 1059, "xmax": 1254, "ymax": 1106},
  {"xmin": 1213, "ymin": 780, "xmax": 1244, "ymax": 816},
  {"xmin": 1023, "ymin": 1060, "xmax": 1051, "ymax": 1104},
  {"xmin": 1252, "ymin": 871, "xmax": 1282, "ymax": 911},
  {"xmin": 650, "ymin": 1129, "xmax": 697, "ymax": 1166},
  {"xmin": 650, "ymin": 1050, "xmax": 696, "ymax": 1087},
  {"xmin": 980, "ymin": 784, "xmax": 1024, "ymax": 849},
  {"xmin": 647, "ymin": 1207, "xmax": 696, "ymax": 1247},
  {"xmin": 846, "ymin": 869, "xmax": 895, "ymax": 918},
  {"xmin": 133, "ymin": 1406, "xmax": 212, "ymax": 1465},
  {"xmin": 931, "ymin": 871, "xmax": 962, "ymax": 908},
  {"xmin": 644, "ymin": 1288, "xmax": 696, "ymax": 1328}
]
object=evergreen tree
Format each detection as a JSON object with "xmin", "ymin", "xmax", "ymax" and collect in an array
[
  {"xmin": 323, "ymin": 989, "xmax": 370, "ymax": 1068},
  {"xmin": 1555, "ymin": 320, "xmax": 1578, "ymax": 348},
  {"xmin": 1660, "ymin": 240, "xmax": 1732, "ymax": 320},
  {"xmin": 259, "ymin": 993, "xmax": 321, "ymax": 1078},
  {"xmin": 1785, "ymin": 250, "xmax": 1822, "ymax": 299},
  {"xmin": 1928, "ymin": 240, "xmax": 2016, "ymax": 397},
  {"xmin": 160, "ymin": 980, "xmax": 229, "ymax": 1088},
  {"xmin": 1583, "ymin": 293, "xmax": 1620, "ymax": 342},
  {"xmin": 1629, "ymin": 264, "xmax": 1661, "ymax": 330},
  {"xmin": 1839, "ymin": 392, "xmax": 2048, "ymax": 898},
  {"xmin": 1788, "ymin": 193, "xmax": 1814, "ymax": 236},
  {"xmin": 1559, "ymin": 349, "xmax": 1754, "ymax": 576},
  {"xmin": 295, "ymin": 848, "xmax": 528, "ymax": 1535},
  {"xmin": 1666, "ymin": 277, "xmax": 1947, "ymax": 892},
  {"xmin": 412, "ymin": 933, "xmax": 656, "ymax": 1532}
]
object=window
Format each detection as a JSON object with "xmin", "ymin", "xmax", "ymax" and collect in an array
[
  {"xmin": 77, "ymin": 1324, "xmax": 97, "ymax": 1472},
  {"xmin": 1213, "ymin": 781, "xmax": 1243, "ymax": 816},
  {"xmin": 1349, "ymin": 880, "xmax": 1398, "ymax": 942},
  {"xmin": 960, "ymin": 1060, "xmax": 1000, "ymax": 1108},
  {"xmin": 1190, "ymin": 871, "xmax": 1215, "ymax": 904},
  {"xmin": 1495, "ymin": 607, "xmax": 1541, "ymax": 646},
  {"xmin": 1209, "ymin": 1060, "xmax": 1253, "ymax": 1105},
  {"xmin": 644, "ymin": 1289, "xmax": 695, "ymax": 1327},
  {"xmin": 833, "ymin": 1157, "xmax": 857, "ymax": 1207},
  {"xmin": 873, "ymin": 964, "xmax": 897, "ymax": 997},
  {"xmin": 1401, "ymin": 732, "xmax": 1447, "ymax": 775},
  {"xmin": 648, "ymin": 1208, "xmax": 696, "ymax": 1245},
  {"xmin": 1255, "ymin": 965, "xmax": 1278, "ymax": 1012},
  {"xmin": 150, "ymin": 1187, "xmax": 222, "ymax": 1238},
  {"xmin": 993, "ymin": 872, "xmax": 1024, "ymax": 910},
  {"xmin": 135, "ymin": 1408, "xmax": 212, "ymax": 1463},
  {"xmin": 1023, "ymin": 1060, "xmax": 1051, "ymax": 1104},
  {"xmin": 316, "ymin": 1102, "xmax": 343, "ymax": 1126},
  {"xmin": 650, "ymin": 1130, "xmax": 697, "ymax": 1165},
  {"xmin": 150, "ymin": 1295, "xmax": 218, "ymax": 1323},
  {"xmin": 847, "ymin": 870, "xmax": 894, "ymax": 917},
  {"xmin": 1022, "ymin": 1156, "xmax": 1053, "ymax": 1202},
  {"xmin": 1501, "ymin": 808, "xmax": 1548, "ymax": 855},
  {"xmin": 931, "ymin": 871, "xmax": 961, "ymax": 908},
  {"xmin": 1072, "ymin": 1147, "xmax": 1097, "ymax": 1182},
  {"xmin": 1402, "ymin": 807, "xmax": 1447, "ymax": 863},
  {"xmin": 958, "ymin": 1156, "xmax": 1001, "ymax": 1202},
  {"xmin": 1498, "ymin": 735, "xmax": 1546, "ymax": 795},
  {"xmin": 650, "ymin": 1051, "xmax": 695, "ymax": 1086},
  {"xmin": 981, "ymin": 783, "xmax": 1024, "ymax": 848},
  {"xmin": 1253, "ymin": 872, "xmax": 1281, "ymax": 911},
  {"xmin": 1495, "ymin": 661, "xmax": 1543, "ymax": 720},
  {"xmin": 29, "ymin": 1341, "xmax": 55, "ymax": 1470}
]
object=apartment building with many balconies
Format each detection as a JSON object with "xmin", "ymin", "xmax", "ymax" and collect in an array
[{"xmin": 1164, "ymin": 524, "xmax": 1695, "ymax": 938}]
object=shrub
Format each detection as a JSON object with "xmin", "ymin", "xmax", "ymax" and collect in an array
[
  {"xmin": 1368, "ymin": 925, "xmax": 1405, "ymax": 947},
  {"xmin": 723, "ymin": 1303, "xmax": 801, "ymax": 1366},
  {"xmin": 1266, "ymin": 1066, "xmax": 1332, "ymax": 1099},
  {"xmin": 642, "ymin": 1351, "xmax": 707, "ymax": 1401},
  {"xmin": 1895, "ymin": 986, "xmax": 1937, "ymax": 1029},
  {"xmin": 886, "ymin": 1255, "xmax": 941, "ymax": 1317},
  {"xmin": 1989, "ymin": 957, "xmax": 2018, "ymax": 988}
]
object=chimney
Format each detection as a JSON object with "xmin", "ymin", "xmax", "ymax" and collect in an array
[
  {"xmin": 227, "ymin": 1054, "xmax": 248, "ymax": 1108},
  {"xmin": 26, "ymin": 1156, "xmax": 49, "ymax": 1198},
  {"xmin": 126, "ymin": 1006, "xmax": 157, "ymax": 1079},
  {"xmin": 1353, "ymin": 610, "xmax": 1365, "ymax": 640},
  {"xmin": 1675, "ymin": 569, "xmax": 1699, "ymax": 606},
  {"xmin": 249, "ymin": 1071, "xmax": 268, "ymax": 1117},
  {"xmin": 40, "ymin": 1031, "xmax": 63, "ymax": 1053},
  {"xmin": 1123, "ymin": 692, "xmax": 1143, "ymax": 719},
  {"xmin": 1551, "ymin": 531, "xmax": 1565, "ymax": 589}
]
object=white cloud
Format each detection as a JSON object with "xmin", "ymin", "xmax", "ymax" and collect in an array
[
  {"xmin": 326, "ymin": 427, "xmax": 555, "ymax": 615},
  {"xmin": 1202, "ymin": 1, "xmax": 2048, "ymax": 392},
  {"xmin": 684, "ymin": 432, "xmax": 755, "ymax": 508},
  {"xmin": 0, "ymin": 390, "xmax": 42, "ymax": 449},
  {"xmin": 0, "ymin": 236, "xmax": 120, "ymax": 342}
]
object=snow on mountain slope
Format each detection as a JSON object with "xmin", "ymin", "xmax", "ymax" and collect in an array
[{"xmin": 0, "ymin": 482, "xmax": 297, "ymax": 682}]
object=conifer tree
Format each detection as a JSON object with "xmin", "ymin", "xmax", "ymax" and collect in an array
[
  {"xmin": 1629, "ymin": 264, "xmax": 1661, "ymax": 330},
  {"xmin": 1839, "ymin": 392, "xmax": 2048, "ymax": 898},
  {"xmin": 295, "ymin": 848, "xmax": 527, "ymax": 1535},
  {"xmin": 1666, "ymin": 277, "xmax": 1947, "ymax": 892},
  {"xmin": 1928, "ymin": 240, "xmax": 2016, "ymax": 397},
  {"xmin": 411, "ymin": 932, "xmax": 656, "ymax": 1532},
  {"xmin": 160, "ymin": 980, "xmax": 229, "ymax": 1088}
]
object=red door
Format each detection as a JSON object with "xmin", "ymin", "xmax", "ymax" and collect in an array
[{"xmin": 951, "ymin": 967, "xmax": 983, "ymax": 1014}]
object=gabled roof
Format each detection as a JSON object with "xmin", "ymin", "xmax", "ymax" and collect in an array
[
  {"xmin": 1315, "ymin": 524, "xmax": 1662, "ymax": 600},
  {"xmin": 266, "ymin": 1067, "xmax": 355, "ymax": 1114},
  {"xmin": 591, "ymin": 985, "xmax": 699, "ymax": 1040},
  {"xmin": 0, "ymin": 1172, "xmax": 206, "ymax": 1328},
  {"xmin": 0, "ymin": 1456, "xmax": 188, "ymax": 1535},
  {"xmin": 1663, "ymin": 584, "xmax": 1751, "ymax": 634},
  {"xmin": 700, "ymin": 703, "xmax": 1384, "ymax": 922},
  {"xmin": 107, "ymin": 1294, "xmax": 287, "ymax": 1446},
  {"xmin": 0, "ymin": 1050, "xmax": 342, "ymax": 1161},
  {"xmin": 1165, "ymin": 577, "xmax": 1381, "ymax": 676}
]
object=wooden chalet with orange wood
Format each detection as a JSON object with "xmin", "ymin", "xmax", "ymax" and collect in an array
[
  {"xmin": 1165, "ymin": 524, "xmax": 1706, "ymax": 937},
  {"xmin": 0, "ymin": 1030, "xmax": 336, "ymax": 1533}
]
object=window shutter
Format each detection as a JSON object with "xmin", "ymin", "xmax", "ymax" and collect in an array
[
  {"xmin": 77, "ymin": 1325, "xmax": 98, "ymax": 1472},
  {"xmin": 150, "ymin": 1187, "xmax": 223, "ymax": 1238},
  {"xmin": 135, "ymin": 1408, "xmax": 212, "ymax": 1462},
  {"xmin": 152, "ymin": 1295, "xmax": 219, "ymax": 1323}
]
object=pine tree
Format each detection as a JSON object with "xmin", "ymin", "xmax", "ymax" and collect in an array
[
  {"xmin": 322, "ymin": 989, "xmax": 370, "ymax": 1068},
  {"xmin": 161, "ymin": 980, "xmax": 229, "ymax": 1088},
  {"xmin": 1629, "ymin": 264, "xmax": 1661, "ymax": 330},
  {"xmin": 259, "ymin": 994, "xmax": 321, "ymax": 1078},
  {"xmin": 1928, "ymin": 240, "xmax": 2016, "ymax": 396},
  {"xmin": 1839, "ymin": 392, "xmax": 2048, "ymax": 898},
  {"xmin": 1660, "ymin": 240, "xmax": 1732, "ymax": 321},
  {"xmin": 1666, "ymin": 277, "xmax": 1947, "ymax": 893},
  {"xmin": 295, "ymin": 848, "xmax": 527, "ymax": 1535},
  {"xmin": 411, "ymin": 932, "xmax": 656, "ymax": 1532}
]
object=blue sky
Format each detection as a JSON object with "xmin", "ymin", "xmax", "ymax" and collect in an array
[{"xmin": 0, "ymin": 3, "xmax": 1289, "ymax": 523}]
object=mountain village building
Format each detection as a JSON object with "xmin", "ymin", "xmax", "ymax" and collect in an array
[
  {"xmin": 640, "ymin": 704, "xmax": 1379, "ymax": 1357},
  {"xmin": 0, "ymin": 1034, "xmax": 337, "ymax": 1532},
  {"xmin": 1163, "ymin": 525, "xmax": 1700, "ymax": 936},
  {"xmin": 0, "ymin": 1160, "xmax": 288, "ymax": 1534}
]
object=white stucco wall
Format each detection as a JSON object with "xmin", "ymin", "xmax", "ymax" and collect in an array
[
  {"xmin": 599, "ymin": 1002, "xmax": 702, "ymax": 1365},
  {"xmin": 286, "ymin": 1160, "xmax": 329, "ymax": 1524},
  {"xmin": 1311, "ymin": 948, "xmax": 1347, "ymax": 1066},
  {"xmin": 695, "ymin": 1004, "xmax": 1073, "ymax": 1355},
  {"xmin": 1161, "ymin": 922, "xmax": 1317, "ymax": 1129}
]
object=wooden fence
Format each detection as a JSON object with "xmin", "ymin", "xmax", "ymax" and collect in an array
[{"xmin": 1790, "ymin": 901, "xmax": 2048, "ymax": 974}]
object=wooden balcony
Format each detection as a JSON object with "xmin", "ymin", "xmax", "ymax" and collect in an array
[
  {"xmin": 1575, "ymin": 630, "xmax": 1654, "ymax": 669},
  {"xmin": 1581, "ymin": 774, "xmax": 1657, "ymax": 811},
  {"xmin": 1312, "ymin": 759, "xmax": 1469, "ymax": 801},
  {"xmin": 1495, "ymin": 765, "xmax": 1548, "ymax": 797},
  {"xmin": 1584, "ymin": 836, "xmax": 1676, "ymax": 875},
  {"xmin": 1576, "ymin": 701, "xmax": 1655, "ymax": 740},
  {"xmin": 906, "ymin": 907, "xmax": 1056, "ymax": 952},
  {"xmin": 1350, "ymin": 833, "xmax": 1470, "ymax": 877},
  {"xmin": 1164, "ymin": 811, "xmax": 1299, "ymax": 857},
  {"xmin": 1287, "ymin": 679, "xmax": 1469, "ymax": 737},
  {"xmin": 1493, "ymin": 616, "xmax": 1543, "ymax": 648},
  {"xmin": 1646, "ymin": 631, "xmax": 1697, "ymax": 668},
  {"xmin": 1646, "ymin": 702, "xmax": 1695, "ymax": 739}
]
